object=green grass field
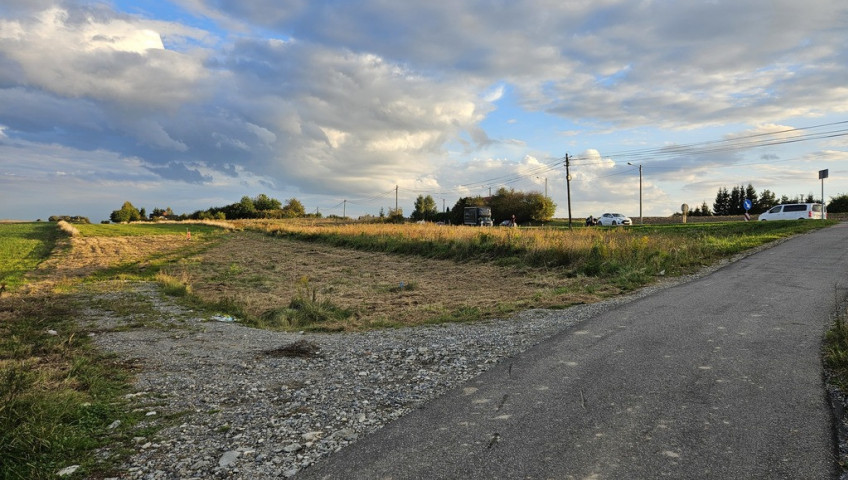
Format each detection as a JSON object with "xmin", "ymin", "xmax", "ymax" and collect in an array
[
  {"xmin": 76, "ymin": 222, "xmax": 224, "ymax": 238},
  {"xmin": 0, "ymin": 222, "xmax": 62, "ymax": 290}
]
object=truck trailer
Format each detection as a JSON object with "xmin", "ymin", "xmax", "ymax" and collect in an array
[{"xmin": 463, "ymin": 206, "xmax": 494, "ymax": 226}]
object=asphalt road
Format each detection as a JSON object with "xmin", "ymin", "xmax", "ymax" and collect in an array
[{"xmin": 299, "ymin": 223, "xmax": 848, "ymax": 479}]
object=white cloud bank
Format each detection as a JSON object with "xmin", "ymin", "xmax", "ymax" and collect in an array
[{"xmin": 1, "ymin": 0, "xmax": 847, "ymax": 220}]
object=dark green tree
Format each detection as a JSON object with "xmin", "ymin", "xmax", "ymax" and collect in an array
[
  {"xmin": 254, "ymin": 193, "xmax": 282, "ymax": 211},
  {"xmin": 828, "ymin": 194, "xmax": 848, "ymax": 213},
  {"xmin": 742, "ymin": 183, "xmax": 758, "ymax": 209},
  {"xmin": 222, "ymin": 196, "xmax": 257, "ymax": 219},
  {"xmin": 755, "ymin": 189, "xmax": 777, "ymax": 213},
  {"xmin": 411, "ymin": 194, "xmax": 438, "ymax": 221},
  {"xmin": 729, "ymin": 185, "xmax": 744, "ymax": 215},
  {"xmin": 713, "ymin": 188, "xmax": 731, "ymax": 216},
  {"xmin": 110, "ymin": 201, "xmax": 142, "ymax": 223}
]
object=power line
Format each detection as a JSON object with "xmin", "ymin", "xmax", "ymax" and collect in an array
[{"xmin": 318, "ymin": 119, "xmax": 848, "ymax": 216}]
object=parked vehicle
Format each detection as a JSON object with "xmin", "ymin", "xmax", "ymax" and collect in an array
[
  {"xmin": 597, "ymin": 213, "xmax": 632, "ymax": 226},
  {"xmin": 758, "ymin": 203, "xmax": 824, "ymax": 221},
  {"xmin": 463, "ymin": 206, "xmax": 494, "ymax": 226}
]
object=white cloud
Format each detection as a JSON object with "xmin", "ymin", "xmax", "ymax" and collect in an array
[
  {"xmin": 0, "ymin": 5, "xmax": 208, "ymax": 107},
  {"xmin": 1, "ymin": 1, "xmax": 847, "ymax": 220}
]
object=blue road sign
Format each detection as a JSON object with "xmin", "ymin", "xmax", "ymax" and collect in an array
[{"xmin": 743, "ymin": 199, "xmax": 752, "ymax": 211}]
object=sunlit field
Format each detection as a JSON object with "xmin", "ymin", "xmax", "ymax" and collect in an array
[{"xmin": 236, "ymin": 219, "xmax": 833, "ymax": 284}]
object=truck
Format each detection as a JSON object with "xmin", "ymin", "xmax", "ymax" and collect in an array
[{"xmin": 463, "ymin": 206, "xmax": 494, "ymax": 226}]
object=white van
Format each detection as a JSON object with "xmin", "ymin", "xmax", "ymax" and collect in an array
[{"xmin": 758, "ymin": 203, "xmax": 824, "ymax": 221}]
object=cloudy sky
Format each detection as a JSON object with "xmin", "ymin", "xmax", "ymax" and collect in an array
[{"xmin": 2, "ymin": 0, "xmax": 847, "ymax": 222}]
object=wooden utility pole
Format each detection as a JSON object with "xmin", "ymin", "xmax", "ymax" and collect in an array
[
  {"xmin": 395, "ymin": 185, "xmax": 398, "ymax": 213},
  {"xmin": 565, "ymin": 153, "xmax": 572, "ymax": 229}
]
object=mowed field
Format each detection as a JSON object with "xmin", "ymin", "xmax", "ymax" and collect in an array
[
  {"xmin": 180, "ymin": 230, "xmax": 614, "ymax": 329},
  {"xmin": 2, "ymin": 219, "xmax": 835, "ymax": 330}
]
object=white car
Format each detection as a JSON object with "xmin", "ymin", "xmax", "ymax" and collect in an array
[
  {"xmin": 597, "ymin": 213, "xmax": 632, "ymax": 226},
  {"xmin": 758, "ymin": 203, "xmax": 824, "ymax": 221}
]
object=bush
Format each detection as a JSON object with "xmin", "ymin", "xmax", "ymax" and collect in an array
[{"xmin": 828, "ymin": 194, "xmax": 848, "ymax": 213}]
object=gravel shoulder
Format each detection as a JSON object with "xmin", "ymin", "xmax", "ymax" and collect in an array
[{"xmin": 85, "ymin": 267, "xmax": 715, "ymax": 479}]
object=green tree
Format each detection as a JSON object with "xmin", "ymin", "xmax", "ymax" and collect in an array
[
  {"xmin": 110, "ymin": 201, "xmax": 142, "ymax": 223},
  {"xmin": 828, "ymin": 194, "xmax": 848, "ymax": 213},
  {"xmin": 713, "ymin": 188, "xmax": 731, "ymax": 216},
  {"xmin": 527, "ymin": 192, "xmax": 556, "ymax": 222},
  {"xmin": 281, "ymin": 198, "xmax": 306, "ymax": 218},
  {"xmin": 744, "ymin": 184, "xmax": 757, "ymax": 211},
  {"xmin": 387, "ymin": 207, "xmax": 405, "ymax": 223},
  {"xmin": 411, "ymin": 194, "xmax": 438, "ymax": 221},
  {"xmin": 220, "ymin": 196, "xmax": 258, "ymax": 219},
  {"xmin": 254, "ymin": 193, "xmax": 282, "ymax": 211},
  {"xmin": 755, "ymin": 189, "xmax": 777, "ymax": 213},
  {"xmin": 729, "ymin": 185, "xmax": 744, "ymax": 215}
]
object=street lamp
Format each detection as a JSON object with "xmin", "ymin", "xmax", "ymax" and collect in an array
[
  {"xmin": 536, "ymin": 176, "xmax": 548, "ymax": 198},
  {"xmin": 627, "ymin": 162, "xmax": 643, "ymax": 224}
]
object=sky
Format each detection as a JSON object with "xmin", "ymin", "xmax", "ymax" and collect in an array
[{"xmin": 1, "ymin": 0, "xmax": 847, "ymax": 223}]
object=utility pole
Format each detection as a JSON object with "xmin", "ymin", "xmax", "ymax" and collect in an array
[
  {"xmin": 395, "ymin": 185, "xmax": 398, "ymax": 213},
  {"xmin": 565, "ymin": 153, "xmax": 572, "ymax": 229},
  {"xmin": 536, "ymin": 176, "xmax": 548, "ymax": 198},
  {"xmin": 343, "ymin": 199, "xmax": 346, "ymax": 219},
  {"xmin": 628, "ymin": 162, "xmax": 643, "ymax": 224}
]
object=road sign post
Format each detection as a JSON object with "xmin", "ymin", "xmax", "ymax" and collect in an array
[
  {"xmin": 820, "ymin": 169, "xmax": 829, "ymax": 219},
  {"xmin": 743, "ymin": 198, "xmax": 752, "ymax": 221}
]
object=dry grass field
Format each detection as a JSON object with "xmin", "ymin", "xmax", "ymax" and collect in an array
[{"xmin": 173, "ymin": 230, "xmax": 616, "ymax": 330}]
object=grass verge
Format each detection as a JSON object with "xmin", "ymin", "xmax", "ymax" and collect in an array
[{"xmin": 0, "ymin": 292, "xmax": 145, "ymax": 479}]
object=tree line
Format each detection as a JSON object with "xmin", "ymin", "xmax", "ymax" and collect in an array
[
  {"xmin": 408, "ymin": 188, "xmax": 556, "ymax": 224},
  {"xmin": 688, "ymin": 184, "xmax": 848, "ymax": 216},
  {"xmin": 109, "ymin": 194, "xmax": 310, "ymax": 223}
]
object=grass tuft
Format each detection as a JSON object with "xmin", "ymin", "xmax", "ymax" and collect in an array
[
  {"xmin": 156, "ymin": 271, "xmax": 192, "ymax": 297},
  {"xmin": 825, "ymin": 307, "xmax": 848, "ymax": 391}
]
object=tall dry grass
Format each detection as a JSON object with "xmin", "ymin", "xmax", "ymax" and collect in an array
[
  {"xmin": 247, "ymin": 222, "xmax": 706, "ymax": 288},
  {"xmin": 56, "ymin": 220, "xmax": 80, "ymax": 237}
]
